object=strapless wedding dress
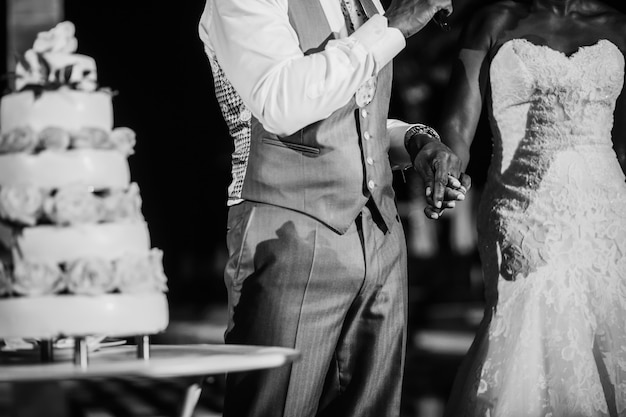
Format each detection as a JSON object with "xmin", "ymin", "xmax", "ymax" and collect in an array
[{"xmin": 446, "ymin": 39, "xmax": 626, "ymax": 416}]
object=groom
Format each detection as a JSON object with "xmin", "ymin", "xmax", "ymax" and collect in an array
[{"xmin": 199, "ymin": 0, "xmax": 471, "ymax": 415}]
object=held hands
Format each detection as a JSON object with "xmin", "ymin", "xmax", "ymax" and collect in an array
[
  {"xmin": 411, "ymin": 139, "xmax": 471, "ymax": 220},
  {"xmin": 386, "ymin": 0, "xmax": 453, "ymax": 38}
]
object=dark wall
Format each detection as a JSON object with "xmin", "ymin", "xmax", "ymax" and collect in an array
[
  {"xmin": 64, "ymin": 0, "xmax": 232, "ymax": 305},
  {"xmin": 1, "ymin": 0, "xmax": 7, "ymax": 88}
]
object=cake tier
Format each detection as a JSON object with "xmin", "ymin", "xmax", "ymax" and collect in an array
[
  {"xmin": 0, "ymin": 150, "xmax": 130, "ymax": 189},
  {"xmin": 1, "ymin": 89, "xmax": 113, "ymax": 134},
  {"xmin": 0, "ymin": 222, "xmax": 151, "ymax": 263},
  {"xmin": 0, "ymin": 293, "xmax": 168, "ymax": 339}
]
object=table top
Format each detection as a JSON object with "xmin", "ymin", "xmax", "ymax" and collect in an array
[{"xmin": 0, "ymin": 344, "xmax": 300, "ymax": 382}]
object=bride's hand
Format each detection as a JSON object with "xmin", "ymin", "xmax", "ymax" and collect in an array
[{"xmin": 423, "ymin": 173, "xmax": 470, "ymax": 219}]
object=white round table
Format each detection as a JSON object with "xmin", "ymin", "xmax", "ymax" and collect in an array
[{"xmin": 1, "ymin": 344, "xmax": 300, "ymax": 417}]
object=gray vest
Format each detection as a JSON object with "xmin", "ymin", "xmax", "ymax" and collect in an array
[{"xmin": 241, "ymin": 0, "xmax": 397, "ymax": 234}]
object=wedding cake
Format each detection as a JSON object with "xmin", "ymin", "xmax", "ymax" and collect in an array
[{"xmin": 0, "ymin": 22, "xmax": 169, "ymax": 340}]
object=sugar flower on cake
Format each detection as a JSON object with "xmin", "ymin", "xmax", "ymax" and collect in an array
[
  {"xmin": 110, "ymin": 127, "xmax": 137, "ymax": 156},
  {"xmin": 71, "ymin": 127, "xmax": 114, "ymax": 150},
  {"xmin": 115, "ymin": 249, "xmax": 168, "ymax": 293},
  {"xmin": 43, "ymin": 185, "xmax": 102, "ymax": 225},
  {"xmin": 0, "ymin": 126, "xmax": 39, "ymax": 154},
  {"xmin": 0, "ymin": 184, "xmax": 45, "ymax": 225},
  {"xmin": 38, "ymin": 126, "xmax": 72, "ymax": 151},
  {"xmin": 12, "ymin": 260, "xmax": 65, "ymax": 296},
  {"xmin": 102, "ymin": 183, "xmax": 143, "ymax": 221},
  {"xmin": 15, "ymin": 21, "xmax": 97, "ymax": 92},
  {"xmin": 33, "ymin": 21, "xmax": 77, "ymax": 54},
  {"xmin": 65, "ymin": 258, "xmax": 118, "ymax": 295}
]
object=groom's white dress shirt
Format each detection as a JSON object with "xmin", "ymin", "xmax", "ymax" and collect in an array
[{"xmin": 199, "ymin": 0, "xmax": 408, "ymax": 137}]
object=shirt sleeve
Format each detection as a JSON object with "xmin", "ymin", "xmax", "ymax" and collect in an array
[
  {"xmin": 387, "ymin": 119, "xmax": 413, "ymax": 170},
  {"xmin": 199, "ymin": 0, "xmax": 405, "ymax": 137}
]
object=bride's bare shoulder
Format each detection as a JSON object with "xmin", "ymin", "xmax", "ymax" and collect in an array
[
  {"xmin": 582, "ymin": 1, "xmax": 626, "ymax": 50},
  {"xmin": 461, "ymin": 1, "xmax": 530, "ymax": 50}
]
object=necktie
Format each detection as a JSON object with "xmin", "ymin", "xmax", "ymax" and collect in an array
[
  {"xmin": 339, "ymin": 0, "xmax": 359, "ymax": 34},
  {"xmin": 340, "ymin": 0, "xmax": 379, "ymax": 107},
  {"xmin": 357, "ymin": 0, "xmax": 379, "ymax": 19},
  {"xmin": 340, "ymin": 0, "xmax": 380, "ymax": 33}
]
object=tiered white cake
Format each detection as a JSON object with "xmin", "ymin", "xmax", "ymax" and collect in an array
[{"xmin": 0, "ymin": 22, "xmax": 169, "ymax": 339}]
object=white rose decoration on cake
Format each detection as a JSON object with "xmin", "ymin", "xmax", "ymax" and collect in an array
[
  {"xmin": 66, "ymin": 258, "xmax": 118, "ymax": 295},
  {"xmin": 0, "ymin": 126, "xmax": 39, "ymax": 154},
  {"xmin": 0, "ymin": 184, "xmax": 45, "ymax": 225},
  {"xmin": 15, "ymin": 21, "xmax": 97, "ymax": 91},
  {"xmin": 115, "ymin": 249, "xmax": 168, "ymax": 293},
  {"xmin": 43, "ymin": 185, "xmax": 102, "ymax": 225},
  {"xmin": 102, "ymin": 183, "xmax": 143, "ymax": 221},
  {"xmin": 38, "ymin": 127, "xmax": 72, "ymax": 151},
  {"xmin": 12, "ymin": 260, "xmax": 65, "ymax": 296},
  {"xmin": 110, "ymin": 127, "xmax": 137, "ymax": 156}
]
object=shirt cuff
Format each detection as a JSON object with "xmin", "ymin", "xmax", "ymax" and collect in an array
[{"xmin": 350, "ymin": 14, "xmax": 405, "ymax": 73}]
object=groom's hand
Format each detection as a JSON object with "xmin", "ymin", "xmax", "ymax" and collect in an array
[
  {"xmin": 412, "ymin": 141, "xmax": 471, "ymax": 219},
  {"xmin": 386, "ymin": 0, "xmax": 453, "ymax": 38}
]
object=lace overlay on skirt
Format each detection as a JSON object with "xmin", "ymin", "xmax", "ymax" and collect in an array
[{"xmin": 446, "ymin": 39, "xmax": 626, "ymax": 417}]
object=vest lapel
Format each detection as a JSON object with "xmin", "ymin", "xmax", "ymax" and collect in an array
[{"xmin": 288, "ymin": 0, "xmax": 335, "ymax": 54}]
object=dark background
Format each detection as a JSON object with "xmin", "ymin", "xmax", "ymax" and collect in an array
[
  {"xmin": 63, "ymin": 0, "xmax": 235, "ymax": 311},
  {"xmin": 55, "ymin": 0, "xmax": 489, "ymax": 313}
]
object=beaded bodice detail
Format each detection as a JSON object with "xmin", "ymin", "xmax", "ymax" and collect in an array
[{"xmin": 454, "ymin": 39, "xmax": 626, "ymax": 417}]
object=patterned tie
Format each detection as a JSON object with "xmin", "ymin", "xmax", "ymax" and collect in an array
[
  {"xmin": 356, "ymin": 0, "xmax": 379, "ymax": 18},
  {"xmin": 339, "ymin": 0, "xmax": 380, "ymax": 33},
  {"xmin": 340, "ymin": 0, "xmax": 380, "ymax": 107},
  {"xmin": 339, "ymin": 0, "xmax": 358, "ymax": 34}
]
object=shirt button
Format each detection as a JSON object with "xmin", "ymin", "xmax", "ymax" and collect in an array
[
  {"xmin": 367, "ymin": 180, "xmax": 376, "ymax": 190},
  {"xmin": 366, "ymin": 157, "xmax": 374, "ymax": 165},
  {"xmin": 363, "ymin": 131, "xmax": 371, "ymax": 140},
  {"xmin": 361, "ymin": 109, "xmax": 368, "ymax": 118}
]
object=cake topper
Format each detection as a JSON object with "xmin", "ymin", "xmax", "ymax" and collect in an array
[{"xmin": 14, "ymin": 21, "xmax": 97, "ymax": 92}]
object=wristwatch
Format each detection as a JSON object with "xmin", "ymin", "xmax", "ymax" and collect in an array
[{"xmin": 404, "ymin": 124, "xmax": 441, "ymax": 158}]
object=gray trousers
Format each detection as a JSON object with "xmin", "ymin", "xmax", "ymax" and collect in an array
[{"xmin": 222, "ymin": 201, "xmax": 408, "ymax": 417}]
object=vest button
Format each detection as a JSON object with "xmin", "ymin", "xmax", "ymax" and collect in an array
[
  {"xmin": 367, "ymin": 180, "xmax": 376, "ymax": 190},
  {"xmin": 363, "ymin": 131, "xmax": 371, "ymax": 140},
  {"xmin": 361, "ymin": 109, "xmax": 368, "ymax": 118},
  {"xmin": 366, "ymin": 157, "xmax": 374, "ymax": 165}
]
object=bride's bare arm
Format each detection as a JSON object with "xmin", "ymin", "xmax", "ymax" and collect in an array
[{"xmin": 436, "ymin": 3, "xmax": 517, "ymax": 171}]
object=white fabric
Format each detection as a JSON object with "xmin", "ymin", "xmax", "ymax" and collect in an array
[
  {"xmin": 198, "ymin": 0, "xmax": 405, "ymax": 136},
  {"xmin": 450, "ymin": 38, "xmax": 626, "ymax": 416}
]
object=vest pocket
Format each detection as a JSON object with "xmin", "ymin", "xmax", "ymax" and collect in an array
[{"xmin": 261, "ymin": 137, "xmax": 320, "ymax": 156}]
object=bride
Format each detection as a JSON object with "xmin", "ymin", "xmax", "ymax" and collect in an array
[{"xmin": 437, "ymin": 0, "xmax": 626, "ymax": 415}]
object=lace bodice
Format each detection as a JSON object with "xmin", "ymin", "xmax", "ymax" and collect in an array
[
  {"xmin": 449, "ymin": 39, "xmax": 626, "ymax": 417},
  {"xmin": 481, "ymin": 38, "xmax": 626, "ymax": 283},
  {"xmin": 487, "ymin": 38, "xmax": 624, "ymax": 200}
]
